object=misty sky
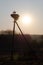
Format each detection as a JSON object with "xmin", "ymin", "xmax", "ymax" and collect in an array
[{"xmin": 0, "ymin": 0, "xmax": 43, "ymax": 34}]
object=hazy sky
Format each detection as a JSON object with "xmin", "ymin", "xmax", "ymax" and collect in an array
[{"xmin": 0, "ymin": 0, "xmax": 43, "ymax": 34}]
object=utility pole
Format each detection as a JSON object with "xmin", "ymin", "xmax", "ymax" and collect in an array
[{"xmin": 11, "ymin": 11, "xmax": 19, "ymax": 61}]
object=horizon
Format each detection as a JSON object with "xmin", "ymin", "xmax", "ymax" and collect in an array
[{"xmin": 0, "ymin": 30, "xmax": 43, "ymax": 35}]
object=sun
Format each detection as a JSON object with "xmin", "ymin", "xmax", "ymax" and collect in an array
[{"xmin": 21, "ymin": 15, "xmax": 32, "ymax": 25}]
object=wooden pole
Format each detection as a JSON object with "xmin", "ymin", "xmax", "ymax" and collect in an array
[{"xmin": 11, "ymin": 20, "xmax": 15, "ymax": 61}]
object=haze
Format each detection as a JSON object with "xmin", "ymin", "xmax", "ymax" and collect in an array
[{"xmin": 0, "ymin": 0, "xmax": 43, "ymax": 34}]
